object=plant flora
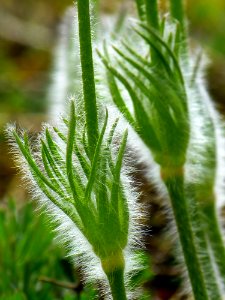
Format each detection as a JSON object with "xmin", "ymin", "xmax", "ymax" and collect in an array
[
  {"xmin": 8, "ymin": 1, "xmax": 141, "ymax": 299},
  {"xmin": 9, "ymin": 0, "xmax": 225, "ymax": 299}
]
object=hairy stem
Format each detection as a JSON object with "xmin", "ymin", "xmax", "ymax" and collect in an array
[
  {"xmin": 101, "ymin": 252, "xmax": 127, "ymax": 300},
  {"xmin": 188, "ymin": 84, "xmax": 224, "ymax": 294},
  {"xmin": 202, "ymin": 197, "xmax": 225, "ymax": 288},
  {"xmin": 106, "ymin": 268, "xmax": 127, "ymax": 300},
  {"xmin": 77, "ymin": 0, "xmax": 98, "ymax": 157},
  {"xmin": 187, "ymin": 191, "xmax": 222, "ymax": 300},
  {"xmin": 162, "ymin": 170, "xmax": 209, "ymax": 300}
]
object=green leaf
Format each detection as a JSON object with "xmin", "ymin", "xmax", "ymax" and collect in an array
[
  {"xmin": 41, "ymin": 139, "xmax": 71, "ymax": 198},
  {"xmin": 99, "ymin": 55, "xmax": 161, "ymax": 153},
  {"xmin": 85, "ymin": 110, "xmax": 108, "ymax": 199},
  {"xmin": 110, "ymin": 129, "xmax": 128, "ymax": 215},
  {"xmin": 137, "ymin": 24, "xmax": 185, "ymax": 86},
  {"xmin": 53, "ymin": 126, "xmax": 91, "ymax": 178}
]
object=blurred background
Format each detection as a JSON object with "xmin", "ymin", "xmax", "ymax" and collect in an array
[{"xmin": 0, "ymin": 0, "xmax": 225, "ymax": 299}]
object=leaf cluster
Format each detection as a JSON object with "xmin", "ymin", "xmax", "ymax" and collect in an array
[
  {"xmin": 11, "ymin": 101, "xmax": 131, "ymax": 261},
  {"xmin": 99, "ymin": 18, "xmax": 190, "ymax": 169}
]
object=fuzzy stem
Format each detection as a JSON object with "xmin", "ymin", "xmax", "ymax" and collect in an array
[
  {"xmin": 106, "ymin": 268, "xmax": 127, "ymax": 300},
  {"xmin": 144, "ymin": 0, "xmax": 159, "ymax": 30},
  {"xmin": 202, "ymin": 197, "xmax": 225, "ymax": 287},
  {"xmin": 162, "ymin": 170, "xmax": 209, "ymax": 300},
  {"xmin": 101, "ymin": 252, "xmax": 127, "ymax": 300},
  {"xmin": 77, "ymin": 0, "xmax": 98, "ymax": 157},
  {"xmin": 187, "ymin": 191, "xmax": 222, "ymax": 300}
]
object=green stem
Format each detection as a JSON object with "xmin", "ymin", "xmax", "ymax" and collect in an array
[
  {"xmin": 162, "ymin": 171, "xmax": 209, "ymax": 300},
  {"xmin": 144, "ymin": 0, "xmax": 160, "ymax": 64},
  {"xmin": 169, "ymin": 0, "xmax": 188, "ymax": 54},
  {"xmin": 202, "ymin": 197, "xmax": 225, "ymax": 288},
  {"xmin": 187, "ymin": 191, "xmax": 222, "ymax": 300},
  {"xmin": 144, "ymin": 0, "xmax": 159, "ymax": 30},
  {"xmin": 77, "ymin": 0, "xmax": 98, "ymax": 157},
  {"xmin": 106, "ymin": 268, "xmax": 127, "ymax": 300},
  {"xmin": 170, "ymin": 0, "xmax": 185, "ymax": 29},
  {"xmin": 101, "ymin": 252, "xmax": 127, "ymax": 300},
  {"xmin": 135, "ymin": 0, "xmax": 145, "ymax": 22}
]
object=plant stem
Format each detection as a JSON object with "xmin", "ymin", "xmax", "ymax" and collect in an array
[
  {"xmin": 135, "ymin": 0, "xmax": 145, "ymax": 22},
  {"xmin": 144, "ymin": 0, "xmax": 159, "ymax": 30},
  {"xmin": 162, "ymin": 170, "xmax": 209, "ymax": 300},
  {"xmin": 187, "ymin": 88, "xmax": 224, "ymax": 294},
  {"xmin": 77, "ymin": 0, "xmax": 98, "ymax": 157},
  {"xmin": 106, "ymin": 268, "xmax": 127, "ymax": 300},
  {"xmin": 202, "ymin": 197, "xmax": 225, "ymax": 287},
  {"xmin": 143, "ymin": 0, "xmax": 161, "ymax": 64},
  {"xmin": 169, "ymin": 0, "xmax": 188, "ymax": 55},
  {"xmin": 187, "ymin": 191, "xmax": 222, "ymax": 300},
  {"xmin": 101, "ymin": 252, "xmax": 127, "ymax": 300},
  {"xmin": 169, "ymin": 0, "xmax": 185, "ymax": 29}
]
